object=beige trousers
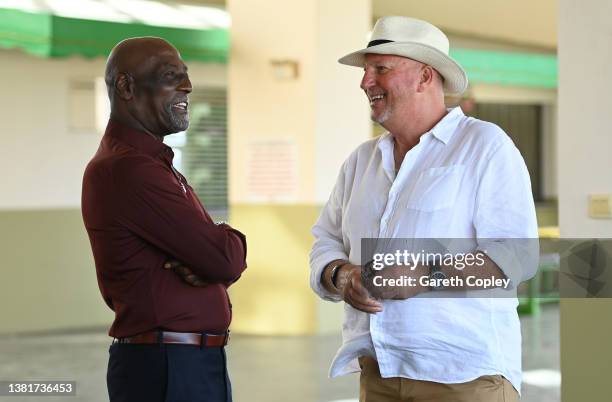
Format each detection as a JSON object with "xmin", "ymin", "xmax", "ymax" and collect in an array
[{"xmin": 359, "ymin": 356, "xmax": 520, "ymax": 402}]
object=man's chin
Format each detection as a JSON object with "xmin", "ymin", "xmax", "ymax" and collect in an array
[
  {"xmin": 168, "ymin": 117, "xmax": 189, "ymax": 133},
  {"xmin": 371, "ymin": 113, "xmax": 389, "ymax": 125}
]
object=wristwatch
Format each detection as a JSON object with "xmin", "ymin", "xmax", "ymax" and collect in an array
[{"xmin": 428, "ymin": 262, "xmax": 447, "ymax": 291}]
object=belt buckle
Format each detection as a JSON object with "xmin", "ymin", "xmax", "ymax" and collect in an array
[{"xmin": 199, "ymin": 331, "xmax": 230, "ymax": 348}]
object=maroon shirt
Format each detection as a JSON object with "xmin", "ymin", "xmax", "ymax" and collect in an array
[{"xmin": 81, "ymin": 119, "xmax": 247, "ymax": 338}]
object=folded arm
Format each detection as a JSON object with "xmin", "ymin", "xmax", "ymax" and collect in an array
[{"xmin": 115, "ymin": 157, "xmax": 247, "ymax": 283}]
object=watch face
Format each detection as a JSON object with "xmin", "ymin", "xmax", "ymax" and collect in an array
[
  {"xmin": 431, "ymin": 271, "xmax": 446, "ymax": 280},
  {"xmin": 430, "ymin": 271, "xmax": 447, "ymax": 291}
]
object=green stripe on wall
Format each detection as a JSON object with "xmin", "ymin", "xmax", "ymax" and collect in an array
[
  {"xmin": 0, "ymin": 8, "xmax": 228, "ymax": 62},
  {"xmin": 451, "ymin": 48, "xmax": 558, "ymax": 89}
]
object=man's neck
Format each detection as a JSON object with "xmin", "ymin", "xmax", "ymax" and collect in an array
[
  {"xmin": 109, "ymin": 111, "xmax": 164, "ymax": 142},
  {"xmin": 386, "ymin": 102, "xmax": 447, "ymax": 156}
]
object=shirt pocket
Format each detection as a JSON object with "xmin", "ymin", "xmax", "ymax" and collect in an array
[{"xmin": 406, "ymin": 165, "xmax": 465, "ymax": 211}]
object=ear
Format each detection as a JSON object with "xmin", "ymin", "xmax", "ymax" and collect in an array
[
  {"xmin": 417, "ymin": 65, "xmax": 435, "ymax": 93},
  {"xmin": 114, "ymin": 72, "xmax": 134, "ymax": 101}
]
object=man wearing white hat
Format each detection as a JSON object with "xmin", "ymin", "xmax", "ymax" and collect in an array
[{"xmin": 310, "ymin": 16, "xmax": 538, "ymax": 402}]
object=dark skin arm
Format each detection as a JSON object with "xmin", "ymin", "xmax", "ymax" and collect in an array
[{"xmin": 163, "ymin": 259, "xmax": 209, "ymax": 287}]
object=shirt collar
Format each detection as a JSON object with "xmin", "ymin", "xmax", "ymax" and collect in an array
[
  {"xmin": 429, "ymin": 106, "xmax": 465, "ymax": 144},
  {"xmin": 376, "ymin": 133, "xmax": 396, "ymax": 180},
  {"xmin": 377, "ymin": 132, "xmax": 394, "ymax": 154},
  {"xmin": 377, "ymin": 106, "xmax": 465, "ymax": 153},
  {"xmin": 104, "ymin": 119, "xmax": 173, "ymax": 160}
]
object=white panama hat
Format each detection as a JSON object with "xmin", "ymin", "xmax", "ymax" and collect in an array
[{"xmin": 339, "ymin": 16, "xmax": 468, "ymax": 95}]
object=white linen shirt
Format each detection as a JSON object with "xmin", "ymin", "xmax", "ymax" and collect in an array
[{"xmin": 309, "ymin": 107, "xmax": 538, "ymax": 394}]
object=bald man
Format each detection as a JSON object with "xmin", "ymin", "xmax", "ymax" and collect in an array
[{"xmin": 82, "ymin": 37, "xmax": 246, "ymax": 402}]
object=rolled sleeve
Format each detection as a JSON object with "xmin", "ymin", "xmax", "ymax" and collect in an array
[
  {"xmin": 309, "ymin": 163, "xmax": 349, "ymax": 302},
  {"xmin": 309, "ymin": 243, "xmax": 347, "ymax": 302},
  {"xmin": 473, "ymin": 138, "xmax": 539, "ymax": 287},
  {"xmin": 477, "ymin": 239, "xmax": 539, "ymax": 288}
]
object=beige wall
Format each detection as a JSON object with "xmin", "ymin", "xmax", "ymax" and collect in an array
[
  {"xmin": 228, "ymin": 0, "xmax": 371, "ymax": 205},
  {"xmin": 315, "ymin": 0, "xmax": 372, "ymax": 202},
  {"xmin": 227, "ymin": 0, "xmax": 317, "ymax": 204},
  {"xmin": 0, "ymin": 209, "xmax": 112, "ymax": 333},
  {"xmin": 559, "ymin": 0, "xmax": 612, "ymax": 400},
  {"xmin": 228, "ymin": 0, "xmax": 370, "ymax": 334}
]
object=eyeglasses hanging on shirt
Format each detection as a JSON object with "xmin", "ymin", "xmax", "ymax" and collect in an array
[{"xmin": 169, "ymin": 164, "xmax": 187, "ymax": 194}]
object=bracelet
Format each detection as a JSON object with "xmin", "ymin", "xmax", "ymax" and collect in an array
[{"xmin": 329, "ymin": 262, "xmax": 348, "ymax": 290}]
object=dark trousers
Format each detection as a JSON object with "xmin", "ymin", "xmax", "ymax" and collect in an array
[{"xmin": 107, "ymin": 343, "xmax": 232, "ymax": 402}]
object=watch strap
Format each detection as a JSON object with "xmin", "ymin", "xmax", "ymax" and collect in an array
[
  {"xmin": 428, "ymin": 261, "xmax": 447, "ymax": 291},
  {"xmin": 329, "ymin": 261, "xmax": 348, "ymax": 289}
]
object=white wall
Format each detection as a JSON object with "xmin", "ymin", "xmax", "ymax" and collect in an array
[{"xmin": 0, "ymin": 49, "xmax": 226, "ymax": 210}]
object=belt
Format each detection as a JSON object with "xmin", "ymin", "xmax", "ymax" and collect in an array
[{"xmin": 114, "ymin": 330, "xmax": 229, "ymax": 347}]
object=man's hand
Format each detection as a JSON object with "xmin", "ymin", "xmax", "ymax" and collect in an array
[
  {"xmin": 163, "ymin": 260, "xmax": 209, "ymax": 287},
  {"xmin": 362, "ymin": 264, "xmax": 428, "ymax": 300},
  {"xmin": 336, "ymin": 264, "xmax": 383, "ymax": 314}
]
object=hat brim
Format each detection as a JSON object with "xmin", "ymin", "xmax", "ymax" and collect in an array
[{"xmin": 338, "ymin": 42, "xmax": 468, "ymax": 95}]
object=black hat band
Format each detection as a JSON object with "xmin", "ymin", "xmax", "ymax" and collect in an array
[{"xmin": 367, "ymin": 39, "xmax": 394, "ymax": 47}]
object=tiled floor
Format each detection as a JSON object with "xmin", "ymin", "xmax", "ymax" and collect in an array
[{"xmin": 0, "ymin": 305, "xmax": 559, "ymax": 402}]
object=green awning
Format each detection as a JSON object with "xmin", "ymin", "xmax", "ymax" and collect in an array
[
  {"xmin": 0, "ymin": 7, "xmax": 228, "ymax": 62},
  {"xmin": 451, "ymin": 48, "xmax": 557, "ymax": 89}
]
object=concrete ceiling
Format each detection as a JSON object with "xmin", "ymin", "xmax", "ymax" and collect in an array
[
  {"xmin": 182, "ymin": 0, "xmax": 557, "ymax": 50},
  {"xmin": 373, "ymin": 0, "xmax": 557, "ymax": 50}
]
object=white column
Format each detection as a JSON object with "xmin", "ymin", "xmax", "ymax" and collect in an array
[
  {"xmin": 559, "ymin": 1, "xmax": 612, "ymax": 401},
  {"xmin": 228, "ymin": 0, "xmax": 371, "ymax": 334}
]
